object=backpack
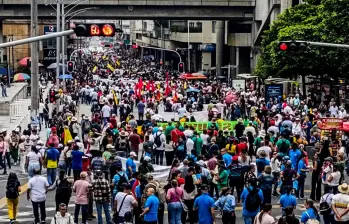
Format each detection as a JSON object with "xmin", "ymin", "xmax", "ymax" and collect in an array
[
  {"xmin": 118, "ymin": 138, "xmax": 128, "ymax": 150},
  {"xmin": 245, "ymin": 187, "xmax": 262, "ymax": 212},
  {"xmin": 319, "ymin": 194, "xmax": 331, "ymax": 215},
  {"xmin": 56, "ymin": 179, "xmax": 72, "ymax": 196},
  {"xmin": 279, "ymin": 140, "xmax": 288, "ymax": 153},
  {"xmin": 116, "ymin": 173, "xmax": 128, "ymax": 192},
  {"xmin": 305, "ymin": 211, "xmax": 320, "ymax": 224},
  {"xmin": 6, "ymin": 180, "xmax": 19, "ymax": 199},
  {"xmin": 154, "ymin": 133, "xmax": 162, "ymax": 148}
]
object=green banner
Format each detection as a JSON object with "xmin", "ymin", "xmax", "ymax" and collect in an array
[{"xmin": 157, "ymin": 121, "xmax": 238, "ymax": 132}]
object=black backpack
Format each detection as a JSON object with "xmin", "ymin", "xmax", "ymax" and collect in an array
[
  {"xmin": 154, "ymin": 133, "xmax": 162, "ymax": 148},
  {"xmin": 279, "ymin": 140, "xmax": 288, "ymax": 153},
  {"xmin": 6, "ymin": 180, "xmax": 19, "ymax": 199},
  {"xmin": 56, "ymin": 179, "xmax": 72, "ymax": 196},
  {"xmin": 117, "ymin": 173, "xmax": 128, "ymax": 192},
  {"xmin": 319, "ymin": 194, "xmax": 331, "ymax": 215},
  {"xmin": 245, "ymin": 187, "xmax": 262, "ymax": 211}
]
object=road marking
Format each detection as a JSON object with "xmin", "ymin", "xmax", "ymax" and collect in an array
[{"xmin": 0, "ymin": 182, "xmax": 28, "ymax": 209}]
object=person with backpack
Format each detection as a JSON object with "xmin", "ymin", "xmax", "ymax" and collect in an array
[
  {"xmin": 116, "ymin": 131, "xmax": 130, "ymax": 158},
  {"xmin": 257, "ymin": 165, "xmax": 274, "ymax": 206},
  {"xmin": 319, "ymin": 186, "xmax": 334, "ymax": 224},
  {"xmin": 47, "ymin": 170, "xmax": 72, "ymax": 212},
  {"xmin": 45, "ymin": 143, "xmax": 60, "ymax": 186},
  {"xmin": 6, "ymin": 172, "xmax": 21, "ymax": 224},
  {"xmin": 50, "ymin": 203, "xmax": 74, "ymax": 224},
  {"xmin": 300, "ymin": 198, "xmax": 320, "ymax": 224},
  {"xmin": 240, "ymin": 178, "xmax": 264, "ymax": 224},
  {"xmin": 154, "ymin": 127, "xmax": 166, "ymax": 166},
  {"xmin": 113, "ymin": 183, "xmax": 138, "ymax": 224},
  {"xmin": 112, "ymin": 166, "xmax": 129, "ymax": 202}
]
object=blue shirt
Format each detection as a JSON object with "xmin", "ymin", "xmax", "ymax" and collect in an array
[
  {"xmin": 112, "ymin": 172, "xmax": 129, "ymax": 195},
  {"xmin": 240, "ymin": 186, "xmax": 264, "ymax": 217},
  {"xmin": 256, "ymin": 158, "xmax": 270, "ymax": 176},
  {"xmin": 71, "ymin": 150, "xmax": 84, "ymax": 170},
  {"xmin": 144, "ymin": 194, "xmax": 159, "ymax": 222},
  {"xmin": 135, "ymin": 185, "xmax": 142, "ymax": 199},
  {"xmin": 279, "ymin": 194, "xmax": 297, "ymax": 209},
  {"xmin": 289, "ymin": 149, "xmax": 301, "ymax": 170},
  {"xmin": 222, "ymin": 153, "xmax": 232, "ymax": 167},
  {"xmin": 194, "ymin": 193, "xmax": 215, "ymax": 224},
  {"xmin": 214, "ymin": 195, "xmax": 235, "ymax": 212},
  {"xmin": 258, "ymin": 173, "xmax": 274, "ymax": 190},
  {"xmin": 298, "ymin": 159, "xmax": 307, "ymax": 176},
  {"xmin": 46, "ymin": 147, "xmax": 60, "ymax": 161},
  {"xmin": 137, "ymin": 102, "xmax": 145, "ymax": 113},
  {"xmin": 152, "ymin": 127, "xmax": 159, "ymax": 135},
  {"xmin": 126, "ymin": 158, "xmax": 136, "ymax": 177},
  {"xmin": 301, "ymin": 208, "xmax": 320, "ymax": 223}
]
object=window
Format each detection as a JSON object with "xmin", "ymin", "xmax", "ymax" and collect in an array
[
  {"xmin": 229, "ymin": 23, "xmax": 252, "ymax": 33},
  {"xmin": 189, "ymin": 22, "xmax": 195, "ymax": 28}
]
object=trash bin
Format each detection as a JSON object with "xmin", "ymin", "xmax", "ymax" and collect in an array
[{"xmin": 82, "ymin": 156, "xmax": 90, "ymax": 171}]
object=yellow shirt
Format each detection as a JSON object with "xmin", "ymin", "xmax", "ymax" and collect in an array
[
  {"xmin": 226, "ymin": 144, "xmax": 236, "ymax": 154},
  {"xmin": 47, "ymin": 159, "xmax": 58, "ymax": 169}
]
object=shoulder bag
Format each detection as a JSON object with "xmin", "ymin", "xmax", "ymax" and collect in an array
[
  {"xmin": 173, "ymin": 187, "xmax": 188, "ymax": 212},
  {"xmin": 113, "ymin": 193, "xmax": 131, "ymax": 223}
]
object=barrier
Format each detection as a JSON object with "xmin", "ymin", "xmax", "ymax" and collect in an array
[
  {"xmin": 10, "ymin": 100, "xmax": 31, "ymax": 123},
  {"xmin": 17, "ymin": 111, "xmax": 31, "ymax": 130},
  {"xmin": 157, "ymin": 121, "xmax": 238, "ymax": 132},
  {"xmin": 117, "ymin": 156, "xmax": 171, "ymax": 181}
]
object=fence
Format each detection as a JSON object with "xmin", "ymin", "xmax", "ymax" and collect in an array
[{"xmin": 10, "ymin": 100, "xmax": 31, "ymax": 123}]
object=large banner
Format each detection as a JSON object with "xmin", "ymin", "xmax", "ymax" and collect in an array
[
  {"xmin": 157, "ymin": 121, "xmax": 238, "ymax": 132},
  {"xmin": 319, "ymin": 118, "xmax": 343, "ymax": 130}
]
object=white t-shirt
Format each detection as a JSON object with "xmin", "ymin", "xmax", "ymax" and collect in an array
[
  {"xmin": 115, "ymin": 192, "xmax": 137, "ymax": 217},
  {"xmin": 200, "ymin": 134, "xmax": 209, "ymax": 145},
  {"xmin": 186, "ymin": 138, "xmax": 194, "ymax": 155},
  {"xmin": 27, "ymin": 151, "xmax": 42, "ymax": 164},
  {"xmin": 28, "ymin": 175, "xmax": 49, "ymax": 202},
  {"xmin": 254, "ymin": 212, "xmax": 275, "ymax": 224},
  {"xmin": 102, "ymin": 105, "xmax": 111, "ymax": 118},
  {"xmin": 256, "ymin": 146, "xmax": 272, "ymax": 159},
  {"xmin": 329, "ymin": 171, "xmax": 341, "ymax": 186}
]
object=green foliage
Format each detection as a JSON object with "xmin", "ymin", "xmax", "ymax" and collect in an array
[
  {"xmin": 255, "ymin": 0, "xmax": 349, "ymax": 79},
  {"xmin": 15, "ymin": 65, "xmax": 30, "ymax": 75}
]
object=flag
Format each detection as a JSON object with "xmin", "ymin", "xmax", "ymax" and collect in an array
[
  {"xmin": 173, "ymin": 91, "xmax": 178, "ymax": 102},
  {"xmin": 138, "ymin": 78, "xmax": 143, "ymax": 91},
  {"xmin": 184, "ymin": 81, "xmax": 187, "ymax": 89},
  {"xmin": 92, "ymin": 66, "xmax": 98, "ymax": 73},
  {"xmin": 112, "ymin": 90, "xmax": 119, "ymax": 105},
  {"xmin": 146, "ymin": 81, "xmax": 150, "ymax": 91},
  {"xmin": 134, "ymin": 84, "xmax": 139, "ymax": 98},
  {"xmin": 107, "ymin": 63, "xmax": 115, "ymax": 72},
  {"xmin": 156, "ymin": 91, "xmax": 161, "ymax": 101},
  {"xmin": 157, "ymin": 84, "xmax": 161, "ymax": 90},
  {"xmin": 63, "ymin": 127, "xmax": 73, "ymax": 145},
  {"xmin": 164, "ymin": 72, "xmax": 170, "ymax": 97},
  {"xmin": 116, "ymin": 60, "xmax": 120, "ymax": 66}
]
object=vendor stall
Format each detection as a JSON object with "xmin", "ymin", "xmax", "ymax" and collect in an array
[{"xmin": 318, "ymin": 118, "xmax": 343, "ymax": 157}]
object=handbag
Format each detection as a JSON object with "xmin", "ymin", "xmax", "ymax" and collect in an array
[
  {"xmin": 113, "ymin": 193, "xmax": 131, "ymax": 224},
  {"xmin": 173, "ymin": 187, "xmax": 188, "ymax": 212}
]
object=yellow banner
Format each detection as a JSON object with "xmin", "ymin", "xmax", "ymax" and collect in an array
[
  {"xmin": 157, "ymin": 121, "xmax": 238, "ymax": 132},
  {"xmin": 92, "ymin": 66, "xmax": 98, "ymax": 73},
  {"xmin": 107, "ymin": 63, "xmax": 115, "ymax": 72}
]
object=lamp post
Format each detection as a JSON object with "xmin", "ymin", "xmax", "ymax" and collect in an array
[{"xmin": 56, "ymin": 0, "xmax": 61, "ymax": 88}]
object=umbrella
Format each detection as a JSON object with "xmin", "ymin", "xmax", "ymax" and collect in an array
[
  {"xmin": 18, "ymin": 57, "xmax": 44, "ymax": 67},
  {"xmin": 186, "ymin": 88, "xmax": 200, "ymax": 93},
  {"xmin": 59, "ymin": 74, "xmax": 73, "ymax": 79},
  {"xmin": 47, "ymin": 63, "xmax": 65, "ymax": 69},
  {"xmin": 13, "ymin": 73, "xmax": 30, "ymax": 81}
]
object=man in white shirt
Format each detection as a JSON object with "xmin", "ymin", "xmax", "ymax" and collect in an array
[
  {"xmin": 101, "ymin": 102, "xmax": 111, "ymax": 125},
  {"xmin": 50, "ymin": 203, "xmax": 74, "ymax": 224},
  {"xmin": 256, "ymin": 142, "xmax": 272, "ymax": 160},
  {"xmin": 186, "ymin": 135, "xmax": 195, "ymax": 156},
  {"xmin": 329, "ymin": 103, "xmax": 339, "ymax": 116},
  {"xmin": 113, "ymin": 184, "xmax": 138, "ymax": 223},
  {"xmin": 27, "ymin": 169, "xmax": 50, "ymax": 224},
  {"xmin": 177, "ymin": 106, "xmax": 187, "ymax": 118},
  {"xmin": 154, "ymin": 127, "xmax": 166, "ymax": 165},
  {"xmin": 292, "ymin": 118, "xmax": 302, "ymax": 136}
]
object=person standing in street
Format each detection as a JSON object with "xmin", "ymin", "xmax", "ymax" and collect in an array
[
  {"xmin": 154, "ymin": 127, "xmax": 166, "ymax": 165},
  {"xmin": 47, "ymin": 170, "xmax": 72, "ymax": 212},
  {"xmin": 50, "ymin": 203, "xmax": 74, "ymax": 224},
  {"xmin": 89, "ymin": 170, "xmax": 112, "ymax": 224},
  {"xmin": 126, "ymin": 152, "xmax": 137, "ymax": 179},
  {"xmin": 45, "ymin": 143, "xmax": 60, "ymax": 186},
  {"xmin": 27, "ymin": 169, "xmax": 50, "ymax": 224},
  {"xmin": 137, "ymin": 100, "xmax": 145, "ymax": 120},
  {"xmin": 140, "ymin": 187, "xmax": 159, "ymax": 224},
  {"xmin": 0, "ymin": 135, "xmax": 8, "ymax": 174},
  {"xmin": 73, "ymin": 171, "xmax": 90, "ymax": 224},
  {"xmin": 114, "ymin": 183, "xmax": 138, "ymax": 223},
  {"xmin": 193, "ymin": 184, "xmax": 216, "ymax": 224},
  {"xmin": 71, "ymin": 145, "xmax": 84, "ymax": 182},
  {"xmin": 6, "ymin": 172, "xmax": 21, "ymax": 224}
]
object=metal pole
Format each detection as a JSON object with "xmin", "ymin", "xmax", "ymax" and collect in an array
[
  {"xmin": 56, "ymin": 0, "xmax": 61, "ymax": 89},
  {"xmin": 228, "ymin": 63, "xmax": 231, "ymax": 86},
  {"xmin": 187, "ymin": 20, "xmax": 190, "ymax": 72},
  {"xmin": 31, "ymin": 0, "xmax": 39, "ymax": 113},
  {"xmin": 61, "ymin": 3, "xmax": 66, "ymax": 92},
  {"xmin": 11, "ymin": 36, "xmax": 14, "ymax": 85},
  {"xmin": 0, "ymin": 30, "xmax": 74, "ymax": 49},
  {"xmin": 160, "ymin": 23, "xmax": 163, "ymax": 69}
]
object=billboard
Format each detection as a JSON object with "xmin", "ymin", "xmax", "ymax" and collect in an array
[{"xmin": 265, "ymin": 84, "xmax": 283, "ymax": 102}]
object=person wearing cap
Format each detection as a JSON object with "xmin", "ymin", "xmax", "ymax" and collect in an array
[
  {"xmin": 70, "ymin": 117, "xmax": 80, "ymax": 139},
  {"xmin": 74, "ymin": 136, "xmax": 85, "ymax": 153},
  {"xmin": 193, "ymin": 184, "xmax": 216, "ymax": 224},
  {"xmin": 126, "ymin": 151, "xmax": 137, "ymax": 178},
  {"xmin": 73, "ymin": 171, "xmax": 90, "ymax": 224},
  {"xmin": 27, "ymin": 168, "xmax": 50, "ymax": 224},
  {"xmin": 89, "ymin": 170, "xmax": 112, "ymax": 224},
  {"xmin": 47, "ymin": 127, "xmax": 60, "ymax": 148},
  {"xmin": 113, "ymin": 183, "xmax": 138, "ymax": 223},
  {"xmin": 116, "ymin": 131, "xmax": 130, "ymax": 158},
  {"xmin": 45, "ymin": 143, "xmax": 60, "ymax": 186}
]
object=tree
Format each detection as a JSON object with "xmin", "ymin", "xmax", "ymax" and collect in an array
[{"xmin": 255, "ymin": 0, "xmax": 349, "ymax": 80}]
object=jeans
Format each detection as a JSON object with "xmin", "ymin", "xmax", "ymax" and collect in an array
[
  {"xmin": 168, "ymin": 202, "xmax": 182, "ymax": 224},
  {"xmin": 74, "ymin": 204, "xmax": 88, "ymax": 224},
  {"xmin": 155, "ymin": 150, "xmax": 164, "ymax": 165},
  {"xmin": 28, "ymin": 163, "xmax": 40, "ymax": 179},
  {"xmin": 47, "ymin": 168, "xmax": 57, "ymax": 185},
  {"xmin": 32, "ymin": 200, "xmax": 46, "ymax": 223},
  {"xmin": 2, "ymin": 87, "xmax": 7, "ymax": 97},
  {"xmin": 297, "ymin": 175, "xmax": 306, "ymax": 198},
  {"xmin": 73, "ymin": 169, "xmax": 82, "ymax": 182},
  {"xmin": 0, "ymin": 154, "xmax": 6, "ymax": 172},
  {"xmin": 58, "ymin": 160, "xmax": 66, "ymax": 174},
  {"xmin": 96, "ymin": 202, "xmax": 112, "ymax": 224},
  {"xmin": 65, "ymin": 158, "xmax": 72, "ymax": 176},
  {"xmin": 165, "ymin": 151, "xmax": 175, "ymax": 166},
  {"xmin": 243, "ymin": 215, "xmax": 255, "ymax": 224},
  {"xmin": 7, "ymin": 198, "xmax": 19, "ymax": 220}
]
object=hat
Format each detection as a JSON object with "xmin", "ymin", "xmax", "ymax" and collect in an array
[
  {"xmin": 83, "ymin": 115, "xmax": 89, "ymax": 120},
  {"xmin": 196, "ymin": 160, "xmax": 205, "ymax": 167},
  {"xmin": 211, "ymin": 137, "xmax": 216, "ymax": 143},
  {"xmin": 238, "ymin": 118, "xmax": 243, "ymax": 123},
  {"xmin": 159, "ymin": 127, "xmax": 163, "ymax": 131},
  {"xmin": 130, "ymin": 151, "xmax": 137, "ymax": 157},
  {"xmin": 295, "ymin": 117, "xmax": 301, "ymax": 121},
  {"xmin": 325, "ymin": 157, "xmax": 333, "ymax": 163},
  {"xmin": 145, "ymin": 173, "xmax": 153, "ymax": 179},
  {"xmin": 106, "ymin": 144, "xmax": 114, "ymax": 149},
  {"xmin": 223, "ymin": 129, "xmax": 229, "ymax": 133},
  {"xmin": 37, "ymin": 140, "xmax": 44, "ymax": 145},
  {"xmin": 68, "ymin": 140, "xmax": 74, "ymax": 144},
  {"xmin": 74, "ymin": 136, "xmax": 80, "ymax": 141},
  {"xmin": 71, "ymin": 117, "xmax": 78, "ymax": 122},
  {"xmin": 58, "ymin": 144, "xmax": 63, "ymax": 148},
  {"xmin": 120, "ymin": 131, "xmax": 127, "ymax": 137},
  {"xmin": 144, "ymin": 156, "xmax": 151, "ymax": 161},
  {"xmin": 1, "ymin": 129, "xmax": 6, "ymax": 133},
  {"xmin": 338, "ymin": 183, "xmax": 349, "ymax": 194},
  {"xmin": 259, "ymin": 130, "xmax": 266, "ymax": 138},
  {"xmin": 51, "ymin": 127, "xmax": 57, "ymax": 131}
]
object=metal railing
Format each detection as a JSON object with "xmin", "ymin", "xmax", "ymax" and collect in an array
[{"xmin": 10, "ymin": 100, "xmax": 31, "ymax": 123}]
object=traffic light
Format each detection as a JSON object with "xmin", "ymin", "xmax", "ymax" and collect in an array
[
  {"xmin": 178, "ymin": 62, "xmax": 185, "ymax": 73},
  {"xmin": 49, "ymin": 89, "xmax": 60, "ymax": 103},
  {"xmin": 278, "ymin": 41, "xmax": 308, "ymax": 51},
  {"xmin": 67, "ymin": 61, "xmax": 74, "ymax": 73},
  {"xmin": 74, "ymin": 23, "xmax": 122, "ymax": 37}
]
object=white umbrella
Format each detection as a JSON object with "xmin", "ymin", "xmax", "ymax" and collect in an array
[{"xmin": 47, "ymin": 63, "xmax": 65, "ymax": 69}]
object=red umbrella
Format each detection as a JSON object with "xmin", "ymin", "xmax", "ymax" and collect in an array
[{"xmin": 18, "ymin": 57, "xmax": 43, "ymax": 67}]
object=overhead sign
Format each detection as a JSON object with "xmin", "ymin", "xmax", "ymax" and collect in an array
[
  {"xmin": 265, "ymin": 84, "xmax": 283, "ymax": 102},
  {"xmin": 43, "ymin": 49, "xmax": 56, "ymax": 61},
  {"xmin": 44, "ymin": 25, "xmax": 57, "ymax": 34},
  {"xmin": 232, "ymin": 79, "xmax": 245, "ymax": 91}
]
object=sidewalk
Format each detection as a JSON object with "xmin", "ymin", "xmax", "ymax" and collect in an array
[{"xmin": 0, "ymin": 83, "xmax": 27, "ymax": 104}]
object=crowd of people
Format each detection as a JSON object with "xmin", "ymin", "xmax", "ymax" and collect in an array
[{"xmin": 3, "ymin": 49, "xmax": 349, "ymax": 224}]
